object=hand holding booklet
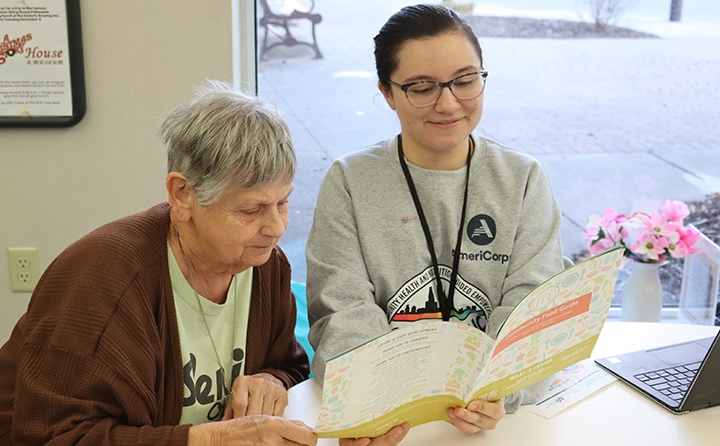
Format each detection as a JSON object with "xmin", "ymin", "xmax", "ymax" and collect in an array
[{"xmin": 313, "ymin": 247, "xmax": 624, "ymax": 438}]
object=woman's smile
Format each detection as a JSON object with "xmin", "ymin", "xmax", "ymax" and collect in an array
[{"xmin": 428, "ymin": 117, "xmax": 465, "ymax": 129}]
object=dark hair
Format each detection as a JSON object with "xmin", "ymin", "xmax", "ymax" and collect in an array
[{"xmin": 374, "ymin": 4, "xmax": 483, "ymax": 90}]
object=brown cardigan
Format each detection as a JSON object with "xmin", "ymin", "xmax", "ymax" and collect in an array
[{"xmin": 0, "ymin": 203, "xmax": 309, "ymax": 445}]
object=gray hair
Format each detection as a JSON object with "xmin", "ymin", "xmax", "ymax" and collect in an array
[{"xmin": 160, "ymin": 80, "xmax": 295, "ymax": 207}]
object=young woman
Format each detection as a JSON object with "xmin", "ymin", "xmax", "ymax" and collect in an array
[{"xmin": 306, "ymin": 4, "xmax": 564, "ymax": 445}]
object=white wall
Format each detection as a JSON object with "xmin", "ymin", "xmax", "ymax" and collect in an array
[{"xmin": 0, "ymin": 0, "xmax": 250, "ymax": 343}]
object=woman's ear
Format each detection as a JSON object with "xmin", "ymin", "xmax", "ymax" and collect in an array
[
  {"xmin": 166, "ymin": 172, "xmax": 194, "ymax": 222},
  {"xmin": 378, "ymin": 81, "xmax": 396, "ymax": 110}
]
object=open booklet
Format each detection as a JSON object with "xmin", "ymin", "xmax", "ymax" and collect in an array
[{"xmin": 313, "ymin": 246, "xmax": 624, "ymax": 438}]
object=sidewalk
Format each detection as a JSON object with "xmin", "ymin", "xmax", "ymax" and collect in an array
[
  {"xmin": 259, "ymin": 0, "xmax": 720, "ymax": 283},
  {"xmin": 472, "ymin": 0, "xmax": 720, "ymax": 39}
]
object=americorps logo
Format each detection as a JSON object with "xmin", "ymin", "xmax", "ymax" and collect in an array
[{"xmin": 467, "ymin": 214, "xmax": 496, "ymax": 246}]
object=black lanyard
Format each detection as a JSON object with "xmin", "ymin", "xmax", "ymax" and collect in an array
[{"xmin": 397, "ymin": 135, "xmax": 472, "ymax": 321}]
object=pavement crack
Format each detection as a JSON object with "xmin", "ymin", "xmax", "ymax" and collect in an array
[
  {"xmin": 650, "ymin": 151, "xmax": 701, "ymax": 179},
  {"xmin": 562, "ymin": 212, "xmax": 586, "ymax": 234}
]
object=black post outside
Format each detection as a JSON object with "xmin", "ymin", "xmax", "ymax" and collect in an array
[{"xmin": 670, "ymin": 0, "xmax": 683, "ymax": 22}]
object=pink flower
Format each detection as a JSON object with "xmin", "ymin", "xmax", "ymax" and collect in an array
[
  {"xmin": 631, "ymin": 231, "xmax": 669, "ymax": 261},
  {"xmin": 586, "ymin": 214, "xmax": 628, "ymax": 255},
  {"xmin": 584, "ymin": 200, "xmax": 697, "ymax": 264},
  {"xmin": 582, "ymin": 229, "xmax": 597, "ymax": 242},
  {"xmin": 586, "ymin": 208, "xmax": 623, "ymax": 233},
  {"xmin": 600, "ymin": 208, "xmax": 623, "ymax": 224},
  {"xmin": 608, "ymin": 221, "xmax": 628, "ymax": 241},
  {"xmin": 665, "ymin": 231, "xmax": 689, "ymax": 258},
  {"xmin": 660, "ymin": 199, "xmax": 690, "ymax": 222},
  {"xmin": 677, "ymin": 226, "xmax": 702, "ymax": 254},
  {"xmin": 642, "ymin": 212, "xmax": 669, "ymax": 234},
  {"xmin": 621, "ymin": 217, "xmax": 649, "ymax": 250},
  {"xmin": 589, "ymin": 237, "xmax": 615, "ymax": 256}
]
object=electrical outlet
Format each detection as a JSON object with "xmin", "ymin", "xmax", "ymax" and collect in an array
[{"xmin": 8, "ymin": 247, "xmax": 39, "ymax": 292}]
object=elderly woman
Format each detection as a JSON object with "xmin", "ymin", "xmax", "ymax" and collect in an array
[{"xmin": 0, "ymin": 82, "xmax": 317, "ymax": 446}]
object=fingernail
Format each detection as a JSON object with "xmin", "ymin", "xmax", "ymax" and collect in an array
[
  {"xmin": 456, "ymin": 409, "xmax": 466, "ymax": 417},
  {"xmin": 448, "ymin": 411, "xmax": 456, "ymax": 419},
  {"xmin": 468, "ymin": 402, "xmax": 477, "ymax": 411}
]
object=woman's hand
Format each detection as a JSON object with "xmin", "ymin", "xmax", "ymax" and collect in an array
[
  {"xmin": 189, "ymin": 415, "xmax": 317, "ymax": 446},
  {"xmin": 446, "ymin": 399, "xmax": 505, "ymax": 434},
  {"xmin": 339, "ymin": 423, "xmax": 410, "ymax": 446},
  {"xmin": 223, "ymin": 373, "xmax": 288, "ymax": 419}
]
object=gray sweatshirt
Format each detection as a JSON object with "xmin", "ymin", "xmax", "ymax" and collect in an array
[{"xmin": 306, "ymin": 135, "xmax": 564, "ymax": 413}]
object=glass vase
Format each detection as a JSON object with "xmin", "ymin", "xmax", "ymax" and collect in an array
[{"xmin": 621, "ymin": 261, "xmax": 664, "ymax": 322}]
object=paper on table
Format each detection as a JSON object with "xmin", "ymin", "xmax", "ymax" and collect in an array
[{"xmin": 526, "ymin": 358, "xmax": 616, "ymax": 418}]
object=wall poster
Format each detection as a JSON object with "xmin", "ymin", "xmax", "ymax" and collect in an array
[{"xmin": 0, "ymin": 0, "xmax": 85, "ymax": 127}]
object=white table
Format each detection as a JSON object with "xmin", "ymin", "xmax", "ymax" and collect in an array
[{"xmin": 284, "ymin": 322, "xmax": 720, "ymax": 446}]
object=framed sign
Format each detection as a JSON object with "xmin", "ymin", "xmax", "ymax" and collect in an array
[
  {"xmin": 680, "ymin": 225, "xmax": 720, "ymax": 325},
  {"xmin": 0, "ymin": 0, "xmax": 85, "ymax": 127}
]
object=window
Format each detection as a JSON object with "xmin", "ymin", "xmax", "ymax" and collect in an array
[{"xmin": 257, "ymin": 1, "xmax": 720, "ymax": 324}]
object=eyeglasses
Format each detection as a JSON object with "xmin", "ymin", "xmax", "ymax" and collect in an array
[{"xmin": 388, "ymin": 69, "xmax": 489, "ymax": 108}]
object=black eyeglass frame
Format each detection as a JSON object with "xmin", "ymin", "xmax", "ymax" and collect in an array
[{"xmin": 388, "ymin": 69, "xmax": 489, "ymax": 107}]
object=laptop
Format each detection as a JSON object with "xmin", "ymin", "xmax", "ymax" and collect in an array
[{"xmin": 595, "ymin": 330, "xmax": 720, "ymax": 414}]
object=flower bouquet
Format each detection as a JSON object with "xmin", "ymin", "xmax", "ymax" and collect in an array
[
  {"xmin": 583, "ymin": 200, "xmax": 701, "ymax": 264},
  {"xmin": 583, "ymin": 200, "xmax": 702, "ymax": 322}
]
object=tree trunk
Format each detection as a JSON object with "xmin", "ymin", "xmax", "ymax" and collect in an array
[{"xmin": 670, "ymin": 0, "xmax": 683, "ymax": 22}]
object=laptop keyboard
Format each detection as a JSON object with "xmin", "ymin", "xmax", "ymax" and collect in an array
[{"xmin": 634, "ymin": 362, "xmax": 701, "ymax": 402}]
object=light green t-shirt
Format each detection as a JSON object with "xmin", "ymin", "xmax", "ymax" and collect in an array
[{"xmin": 168, "ymin": 244, "xmax": 252, "ymax": 425}]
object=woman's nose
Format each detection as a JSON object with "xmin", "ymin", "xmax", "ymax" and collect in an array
[
  {"xmin": 434, "ymin": 86, "xmax": 460, "ymax": 112},
  {"xmin": 262, "ymin": 208, "xmax": 287, "ymax": 238}
]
